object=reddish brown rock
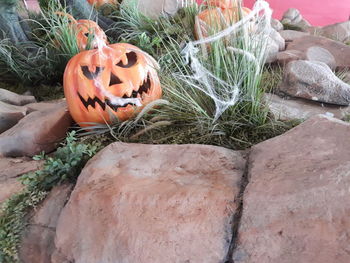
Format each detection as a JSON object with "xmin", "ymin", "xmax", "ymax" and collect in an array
[
  {"xmin": 285, "ymin": 35, "xmax": 350, "ymax": 69},
  {"xmin": 19, "ymin": 184, "xmax": 73, "ymax": 263},
  {"xmin": 0, "ymin": 101, "xmax": 27, "ymax": 133},
  {"xmin": 0, "ymin": 103, "xmax": 72, "ymax": 157},
  {"xmin": 233, "ymin": 115, "xmax": 350, "ymax": 263},
  {"xmin": 25, "ymin": 99, "xmax": 67, "ymax": 113},
  {"xmin": 53, "ymin": 143, "xmax": 246, "ymax": 263},
  {"xmin": 0, "ymin": 157, "xmax": 42, "ymax": 205},
  {"xmin": 0, "ymin": 88, "xmax": 36, "ymax": 106}
]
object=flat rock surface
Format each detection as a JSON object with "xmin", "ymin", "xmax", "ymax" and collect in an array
[
  {"xmin": 0, "ymin": 103, "xmax": 72, "ymax": 157},
  {"xmin": 53, "ymin": 143, "xmax": 246, "ymax": 263},
  {"xmin": 266, "ymin": 93, "xmax": 350, "ymax": 121},
  {"xmin": 279, "ymin": 60, "xmax": 350, "ymax": 105},
  {"xmin": 0, "ymin": 157, "xmax": 42, "ymax": 205},
  {"xmin": 233, "ymin": 115, "xmax": 350, "ymax": 263},
  {"xmin": 0, "ymin": 88, "xmax": 36, "ymax": 106}
]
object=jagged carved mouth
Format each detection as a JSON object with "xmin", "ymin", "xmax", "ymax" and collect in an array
[{"xmin": 78, "ymin": 74, "xmax": 152, "ymax": 112}]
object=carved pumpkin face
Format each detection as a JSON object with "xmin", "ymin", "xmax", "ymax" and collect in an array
[
  {"xmin": 195, "ymin": 7, "xmax": 252, "ymax": 40},
  {"xmin": 87, "ymin": 0, "xmax": 117, "ymax": 8},
  {"xmin": 63, "ymin": 43, "xmax": 162, "ymax": 127},
  {"xmin": 75, "ymin": 19, "xmax": 108, "ymax": 50}
]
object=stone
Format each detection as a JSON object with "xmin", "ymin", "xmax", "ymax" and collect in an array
[
  {"xmin": 305, "ymin": 46, "xmax": 336, "ymax": 69},
  {"xmin": 279, "ymin": 30, "xmax": 309, "ymax": 42},
  {"xmin": 0, "ymin": 101, "xmax": 27, "ymax": 133},
  {"xmin": 265, "ymin": 93, "xmax": 350, "ymax": 121},
  {"xmin": 318, "ymin": 20, "xmax": 350, "ymax": 43},
  {"xmin": 19, "ymin": 184, "xmax": 73, "ymax": 263},
  {"xmin": 121, "ymin": 0, "xmax": 182, "ymax": 18},
  {"xmin": 275, "ymin": 50, "xmax": 304, "ymax": 65},
  {"xmin": 0, "ymin": 157, "xmax": 42, "ymax": 205},
  {"xmin": 0, "ymin": 88, "xmax": 36, "ymax": 106},
  {"xmin": 53, "ymin": 143, "xmax": 246, "ymax": 263},
  {"xmin": 25, "ymin": 99, "xmax": 67, "ymax": 113},
  {"xmin": 271, "ymin": 18, "xmax": 283, "ymax": 32},
  {"xmin": 285, "ymin": 35, "xmax": 350, "ymax": 70},
  {"xmin": 233, "ymin": 115, "xmax": 350, "ymax": 263},
  {"xmin": 266, "ymin": 29, "xmax": 285, "ymax": 63},
  {"xmin": 0, "ymin": 103, "xmax": 72, "ymax": 157},
  {"xmin": 279, "ymin": 60, "xmax": 350, "ymax": 105},
  {"xmin": 281, "ymin": 8, "xmax": 311, "ymax": 31}
]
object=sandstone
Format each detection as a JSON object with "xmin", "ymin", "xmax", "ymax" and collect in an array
[
  {"xmin": 318, "ymin": 20, "xmax": 350, "ymax": 43},
  {"xmin": 281, "ymin": 8, "xmax": 311, "ymax": 31},
  {"xmin": 279, "ymin": 60, "xmax": 350, "ymax": 105},
  {"xmin": 0, "ymin": 101, "xmax": 27, "ymax": 133},
  {"xmin": 279, "ymin": 30, "xmax": 309, "ymax": 42},
  {"xmin": 266, "ymin": 29, "xmax": 285, "ymax": 63},
  {"xmin": 275, "ymin": 50, "xmax": 304, "ymax": 65},
  {"xmin": 0, "ymin": 157, "xmax": 42, "ymax": 205},
  {"xmin": 305, "ymin": 46, "xmax": 336, "ymax": 69},
  {"xmin": 19, "ymin": 184, "xmax": 73, "ymax": 263},
  {"xmin": 233, "ymin": 115, "xmax": 350, "ymax": 263},
  {"xmin": 265, "ymin": 93, "xmax": 350, "ymax": 121},
  {"xmin": 53, "ymin": 143, "xmax": 246, "ymax": 263},
  {"xmin": 25, "ymin": 99, "xmax": 67, "ymax": 113},
  {"xmin": 0, "ymin": 88, "xmax": 36, "ymax": 106},
  {"xmin": 0, "ymin": 103, "xmax": 72, "ymax": 157},
  {"xmin": 285, "ymin": 35, "xmax": 350, "ymax": 69}
]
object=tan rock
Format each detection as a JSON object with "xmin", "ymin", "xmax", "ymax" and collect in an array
[
  {"xmin": 233, "ymin": 115, "xmax": 350, "ymax": 263},
  {"xmin": 0, "ymin": 157, "xmax": 42, "ymax": 205},
  {"xmin": 53, "ymin": 143, "xmax": 246, "ymax": 263},
  {"xmin": 19, "ymin": 184, "xmax": 73, "ymax": 263},
  {"xmin": 266, "ymin": 93, "xmax": 350, "ymax": 121},
  {"xmin": 25, "ymin": 99, "xmax": 67, "ymax": 113},
  {"xmin": 121, "ymin": 0, "xmax": 182, "ymax": 18},
  {"xmin": 0, "ymin": 103, "xmax": 72, "ymax": 157}
]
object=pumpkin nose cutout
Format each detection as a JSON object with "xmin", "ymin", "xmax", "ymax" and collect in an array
[
  {"xmin": 116, "ymin": 52, "xmax": 138, "ymax": 68},
  {"xmin": 81, "ymin": 66, "xmax": 104, "ymax": 80},
  {"xmin": 109, "ymin": 72, "xmax": 123, "ymax": 86}
]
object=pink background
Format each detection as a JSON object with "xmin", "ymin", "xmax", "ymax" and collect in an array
[{"xmin": 197, "ymin": 0, "xmax": 350, "ymax": 26}]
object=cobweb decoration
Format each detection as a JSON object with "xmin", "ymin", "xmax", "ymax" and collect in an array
[{"xmin": 181, "ymin": 0, "xmax": 273, "ymax": 121}]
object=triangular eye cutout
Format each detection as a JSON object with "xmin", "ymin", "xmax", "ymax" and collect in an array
[
  {"xmin": 116, "ymin": 52, "xmax": 138, "ymax": 68},
  {"xmin": 109, "ymin": 72, "xmax": 123, "ymax": 86},
  {"xmin": 81, "ymin": 66, "xmax": 104, "ymax": 80}
]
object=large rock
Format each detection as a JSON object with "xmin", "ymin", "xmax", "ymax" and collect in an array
[
  {"xmin": 285, "ymin": 35, "xmax": 350, "ymax": 69},
  {"xmin": 279, "ymin": 60, "xmax": 350, "ymax": 105},
  {"xmin": 19, "ymin": 184, "xmax": 73, "ymax": 263},
  {"xmin": 0, "ymin": 103, "xmax": 72, "ymax": 157},
  {"xmin": 315, "ymin": 20, "xmax": 350, "ymax": 43},
  {"xmin": 266, "ymin": 29, "xmax": 285, "ymax": 63},
  {"xmin": 265, "ymin": 93, "xmax": 350, "ymax": 121},
  {"xmin": 53, "ymin": 143, "xmax": 246, "ymax": 263},
  {"xmin": 279, "ymin": 30, "xmax": 309, "ymax": 42},
  {"xmin": 281, "ymin": 8, "xmax": 311, "ymax": 31},
  {"xmin": 25, "ymin": 99, "xmax": 67, "ymax": 113},
  {"xmin": 0, "ymin": 101, "xmax": 27, "ymax": 133},
  {"xmin": 233, "ymin": 115, "xmax": 350, "ymax": 263},
  {"xmin": 121, "ymin": 0, "xmax": 182, "ymax": 18},
  {"xmin": 0, "ymin": 157, "xmax": 42, "ymax": 205},
  {"xmin": 0, "ymin": 88, "xmax": 36, "ymax": 106}
]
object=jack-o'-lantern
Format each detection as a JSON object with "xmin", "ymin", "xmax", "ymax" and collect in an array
[
  {"xmin": 87, "ymin": 0, "xmax": 117, "ymax": 8},
  {"xmin": 56, "ymin": 12, "xmax": 108, "ymax": 51},
  {"xmin": 205, "ymin": 0, "xmax": 238, "ymax": 9},
  {"xmin": 63, "ymin": 43, "xmax": 162, "ymax": 127},
  {"xmin": 194, "ymin": 6, "xmax": 252, "ymax": 40}
]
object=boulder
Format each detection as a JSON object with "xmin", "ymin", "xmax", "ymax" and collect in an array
[
  {"xmin": 279, "ymin": 30, "xmax": 309, "ymax": 42},
  {"xmin": 121, "ymin": 0, "xmax": 182, "ymax": 18},
  {"xmin": 0, "ymin": 88, "xmax": 36, "ymax": 106},
  {"xmin": 317, "ymin": 20, "xmax": 350, "ymax": 43},
  {"xmin": 19, "ymin": 184, "xmax": 73, "ymax": 263},
  {"xmin": 25, "ymin": 99, "xmax": 67, "ymax": 113},
  {"xmin": 265, "ymin": 93, "xmax": 350, "ymax": 121},
  {"xmin": 0, "ymin": 101, "xmax": 27, "ymax": 133},
  {"xmin": 279, "ymin": 60, "xmax": 350, "ymax": 105},
  {"xmin": 0, "ymin": 103, "xmax": 72, "ymax": 157},
  {"xmin": 285, "ymin": 35, "xmax": 350, "ymax": 70},
  {"xmin": 233, "ymin": 115, "xmax": 350, "ymax": 263},
  {"xmin": 275, "ymin": 50, "xmax": 304, "ymax": 65},
  {"xmin": 281, "ymin": 8, "xmax": 311, "ymax": 31},
  {"xmin": 53, "ymin": 143, "xmax": 246, "ymax": 263},
  {"xmin": 266, "ymin": 29, "xmax": 285, "ymax": 63},
  {"xmin": 0, "ymin": 157, "xmax": 42, "ymax": 205}
]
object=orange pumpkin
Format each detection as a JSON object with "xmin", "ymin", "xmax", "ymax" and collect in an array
[
  {"xmin": 87, "ymin": 0, "xmax": 117, "ymax": 8},
  {"xmin": 63, "ymin": 43, "xmax": 162, "ymax": 127},
  {"xmin": 195, "ymin": 6, "xmax": 252, "ymax": 40},
  {"xmin": 205, "ymin": 0, "xmax": 238, "ymax": 9},
  {"xmin": 56, "ymin": 12, "xmax": 108, "ymax": 51}
]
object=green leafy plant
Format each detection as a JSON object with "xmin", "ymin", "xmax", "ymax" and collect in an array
[{"xmin": 0, "ymin": 132, "xmax": 100, "ymax": 263}]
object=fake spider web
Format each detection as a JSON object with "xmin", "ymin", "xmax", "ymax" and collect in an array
[{"xmin": 181, "ymin": 0, "xmax": 273, "ymax": 121}]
